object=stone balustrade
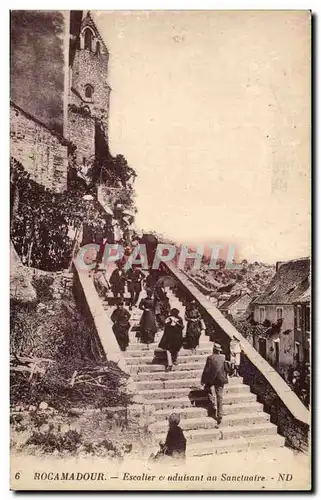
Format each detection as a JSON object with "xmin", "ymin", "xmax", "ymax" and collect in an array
[{"xmin": 73, "ymin": 266, "xmax": 131, "ymax": 375}]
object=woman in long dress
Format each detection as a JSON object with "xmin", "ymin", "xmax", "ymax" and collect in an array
[
  {"xmin": 111, "ymin": 302, "xmax": 131, "ymax": 352},
  {"xmin": 139, "ymin": 290, "xmax": 158, "ymax": 347},
  {"xmin": 185, "ymin": 301, "xmax": 203, "ymax": 353},
  {"xmin": 158, "ymin": 308, "xmax": 184, "ymax": 370}
]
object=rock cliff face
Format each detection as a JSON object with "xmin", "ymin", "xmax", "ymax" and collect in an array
[{"xmin": 10, "ymin": 242, "xmax": 37, "ymax": 303}]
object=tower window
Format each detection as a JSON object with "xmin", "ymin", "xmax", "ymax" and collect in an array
[
  {"xmin": 84, "ymin": 28, "xmax": 93, "ymax": 51},
  {"xmin": 96, "ymin": 41, "xmax": 101, "ymax": 54},
  {"xmin": 85, "ymin": 85, "xmax": 94, "ymax": 99}
]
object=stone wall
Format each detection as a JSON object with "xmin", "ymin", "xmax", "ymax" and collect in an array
[
  {"xmin": 32, "ymin": 268, "xmax": 74, "ymax": 301},
  {"xmin": 67, "ymin": 109, "xmax": 95, "ymax": 165},
  {"xmin": 10, "ymin": 10, "xmax": 68, "ymax": 135},
  {"xmin": 10, "ymin": 241, "xmax": 37, "ymax": 303},
  {"xmin": 10, "ymin": 103, "xmax": 68, "ymax": 193},
  {"xmin": 241, "ymin": 355, "xmax": 309, "ymax": 452}
]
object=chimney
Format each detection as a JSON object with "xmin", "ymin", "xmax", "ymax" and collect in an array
[{"xmin": 276, "ymin": 261, "xmax": 284, "ymax": 272}]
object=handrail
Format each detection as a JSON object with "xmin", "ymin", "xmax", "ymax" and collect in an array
[{"xmin": 164, "ymin": 260, "xmax": 310, "ymax": 426}]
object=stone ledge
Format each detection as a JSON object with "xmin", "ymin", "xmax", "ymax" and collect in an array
[{"xmin": 74, "ymin": 267, "xmax": 131, "ymax": 377}]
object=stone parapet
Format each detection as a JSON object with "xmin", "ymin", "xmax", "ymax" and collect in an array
[{"xmin": 73, "ymin": 266, "xmax": 131, "ymax": 376}]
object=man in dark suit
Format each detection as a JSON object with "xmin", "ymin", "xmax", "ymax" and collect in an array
[{"xmin": 201, "ymin": 342, "xmax": 231, "ymax": 426}]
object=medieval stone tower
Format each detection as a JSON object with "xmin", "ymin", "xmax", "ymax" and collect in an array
[{"xmin": 67, "ymin": 11, "xmax": 111, "ymax": 174}]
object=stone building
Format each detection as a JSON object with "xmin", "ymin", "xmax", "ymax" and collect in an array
[
  {"xmin": 293, "ymin": 286, "xmax": 311, "ymax": 364},
  {"xmin": 10, "ymin": 102, "xmax": 69, "ymax": 193},
  {"xmin": 67, "ymin": 11, "xmax": 111, "ymax": 178},
  {"xmin": 10, "ymin": 10, "xmax": 111, "ymax": 191},
  {"xmin": 219, "ymin": 292, "xmax": 253, "ymax": 321},
  {"xmin": 252, "ymin": 257, "xmax": 310, "ymax": 369},
  {"xmin": 10, "ymin": 10, "xmax": 70, "ymax": 192}
]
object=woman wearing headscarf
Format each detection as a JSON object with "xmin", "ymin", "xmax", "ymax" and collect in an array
[
  {"xmin": 163, "ymin": 413, "xmax": 186, "ymax": 459},
  {"xmin": 158, "ymin": 308, "xmax": 184, "ymax": 370},
  {"xmin": 110, "ymin": 301, "xmax": 131, "ymax": 352},
  {"xmin": 139, "ymin": 289, "xmax": 158, "ymax": 347},
  {"xmin": 184, "ymin": 301, "xmax": 205, "ymax": 353}
]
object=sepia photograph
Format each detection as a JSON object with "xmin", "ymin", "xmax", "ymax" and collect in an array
[{"xmin": 9, "ymin": 9, "xmax": 311, "ymax": 491}]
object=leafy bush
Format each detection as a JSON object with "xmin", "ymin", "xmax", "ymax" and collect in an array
[
  {"xmin": 61, "ymin": 429, "xmax": 82, "ymax": 452},
  {"xmin": 11, "ymin": 159, "xmax": 114, "ymax": 271},
  {"xmin": 29, "ymin": 411, "xmax": 49, "ymax": 429},
  {"xmin": 31, "ymin": 275, "xmax": 54, "ymax": 302},
  {"xmin": 26, "ymin": 428, "xmax": 82, "ymax": 454}
]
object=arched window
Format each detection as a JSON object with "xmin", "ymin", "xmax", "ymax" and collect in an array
[
  {"xmin": 276, "ymin": 307, "xmax": 283, "ymax": 321},
  {"xmin": 84, "ymin": 28, "xmax": 93, "ymax": 51},
  {"xmin": 96, "ymin": 41, "xmax": 101, "ymax": 55},
  {"xmin": 85, "ymin": 85, "xmax": 94, "ymax": 99}
]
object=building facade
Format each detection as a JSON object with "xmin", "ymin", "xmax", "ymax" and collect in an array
[
  {"xmin": 219, "ymin": 292, "xmax": 253, "ymax": 321},
  {"xmin": 252, "ymin": 258, "xmax": 310, "ymax": 370},
  {"xmin": 293, "ymin": 287, "xmax": 311, "ymax": 364}
]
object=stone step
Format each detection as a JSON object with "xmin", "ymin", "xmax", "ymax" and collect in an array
[
  {"xmin": 128, "ymin": 335, "xmax": 165, "ymax": 343},
  {"xmin": 129, "ymin": 362, "xmax": 219, "ymax": 374},
  {"xmin": 138, "ymin": 385, "xmax": 250, "ymax": 400},
  {"xmin": 154, "ymin": 422, "xmax": 278, "ymax": 445},
  {"xmin": 125, "ymin": 354, "xmax": 210, "ymax": 366},
  {"xmin": 133, "ymin": 370, "xmax": 242, "ymax": 383},
  {"xmin": 103, "ymin": 309, "xmax": 142, "ymax": 320},
  {"xmin": 186, "ymin": 434, "xmax": 285, "ymax": 457},
  {"xmin": 134, "ymin": 369, "xmax": 204, "ymax": 381},
  {"xmin": 153, "ymin": 401, "xmax": 263, "ymax": 421},
  {"xmin": 124, "ymin": 347, "xmax": 212, "ymax": 358},
  {"xmin": 136, "ymin": 378, "xmax": 248, "ymax": 391},
  {"xmin": 150, "ymin": 412, "xmax": 270, "ymax": 433},
  {"xmin": 146, "ymin": 392, "xmax": 257, "ymax": 410},
  {"xmin": 126, "ymin": 341, "xmax": 213, "ymax": 351},
  {"xmin": 104, "ymin": 292, "xmax": 131, "ymax": 299}
]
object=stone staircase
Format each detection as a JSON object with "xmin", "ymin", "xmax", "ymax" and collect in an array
[{"xmin": 102, "ymin": 286, "xmax": 286, "ymax": 457}]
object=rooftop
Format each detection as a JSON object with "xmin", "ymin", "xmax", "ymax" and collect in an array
[
  {"xmin": 219, "ymin": 292, "xmax": 252, "ymax": 310},
  {"xmin": 253, "ymin": 257, "xmax": 310, "ymax": 306}
]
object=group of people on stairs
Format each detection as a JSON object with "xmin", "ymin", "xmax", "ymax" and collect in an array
[
  {"xmin": 108, "ymin": 263, "xmax": 145, "ymax": 309},
  {"xmin": 93, "ymin": 263, "xmax": 244, "ymax": 437},
  {"xmin": 108, "ymin": 267, "xmax": 208, "ymax": 363},
  {"xmin": 92, "ymin": 260, "xmax": 208, "ymax": 357}
]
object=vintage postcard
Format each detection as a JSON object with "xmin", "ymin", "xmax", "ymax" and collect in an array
[{"xmin": 10, "ymin": 10, "xmax": 311, "ymax": 491}]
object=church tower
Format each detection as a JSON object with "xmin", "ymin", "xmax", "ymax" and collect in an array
[{"xmin": 67, "ymin": 11, "xmax": 111, "ymax": 174}]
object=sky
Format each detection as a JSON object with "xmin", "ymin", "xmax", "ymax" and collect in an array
[{"xmin": 93, "ymin": 10, "xmax": 310, "ymax": 264}]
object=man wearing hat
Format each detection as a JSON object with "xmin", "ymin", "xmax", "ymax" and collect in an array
[{"xmin": 201, "ymin": 342, "xmax": 231, "ymax": 425}]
